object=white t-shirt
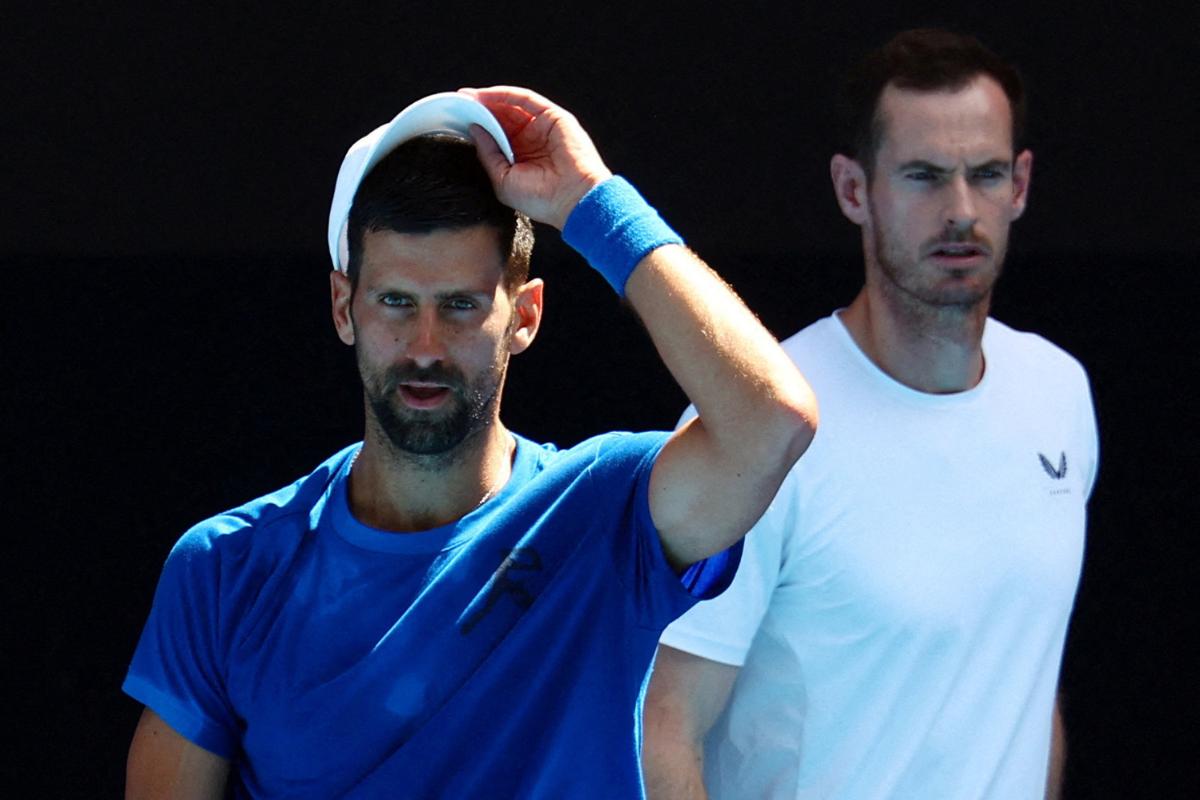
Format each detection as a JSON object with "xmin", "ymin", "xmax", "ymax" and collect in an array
[{"xmin": 660, "ymin": 312, "xmax": 1098, "ymax": 799}]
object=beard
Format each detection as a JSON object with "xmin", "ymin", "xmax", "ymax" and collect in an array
[
  {"xmin": 360, "ymin": 354, "xmax": 506, "ymax": 458},
  {"xmin": 872, "ymin": 218, "xmax": 1007, "ymax": 311}
]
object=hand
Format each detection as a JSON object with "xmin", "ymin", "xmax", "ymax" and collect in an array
[{"xmin": 458, "ymin": 86, "xmax": 613, "ymax": 230}]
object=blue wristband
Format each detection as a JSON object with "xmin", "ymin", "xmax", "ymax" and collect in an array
[{"xmin": 561, "ymin": 176, "xmax": 684, "ymax": 295}]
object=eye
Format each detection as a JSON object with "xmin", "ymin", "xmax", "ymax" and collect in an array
[
  {"xmin": 379, "ymin": 293, "xmax": 412, "ymax": 308},
  {"xmin": 972, "ymin": 168, "xmax": 1005, "ymax": 182},
  {"xmin": 443, "ymin": 296, "xmax": 479, "ymax": 312},
  {"xmin": 905, "ymin": 170, "xmax": 938, "ymax": 182}
]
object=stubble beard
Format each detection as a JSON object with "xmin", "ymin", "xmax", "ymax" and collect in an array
[
  {"xmin": 359, "ymin": 347, "xmax": 509, "ymax": 464},
  {"xmin": 870, "ymin": 221, "xmax": 1010, "ymax": 335}
]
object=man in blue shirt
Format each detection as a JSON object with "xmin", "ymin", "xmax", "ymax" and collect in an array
[{"xmin": 123, "ymin": 86, "xmax": 818, "ymax": 798}]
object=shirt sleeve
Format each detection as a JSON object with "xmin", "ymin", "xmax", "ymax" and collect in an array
[
  {"xmin": 585, "ymin": 431, "xmax": 742, "ymax": 631},
  {"xmin": 655, "ymin": 406, "xmax": 743, "ymax": 601},
  {"xmin": 123, "ymin": 524, "xmax": 241, "ymax": 759}
]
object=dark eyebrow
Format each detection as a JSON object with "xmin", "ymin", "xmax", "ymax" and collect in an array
[
  {"xmin": 969, "ymin": 159, "xmax": 1012, "ymax": 173},
  {"xmin": 435, "ymin": 289, "xmax": 494, "ymax": 304},
  {"xmin": 366, "ymin": 285, "xmax": 492, "ymax": 298},
  {"xmin": 895, "ymin": 160, "xmax": 951, "ymax": 174},
  {"xmin": 894, "ymin": 159, "xmax": 1012, "ymax": 175}
]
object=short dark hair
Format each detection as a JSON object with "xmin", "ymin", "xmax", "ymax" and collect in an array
[
  {"xmin": 346, "ymin": 135, "xmax": 533, "ymax": 292},
  {"xmin": 840, "ymin": 28, "xmax": 1026, "ymax": 177}
]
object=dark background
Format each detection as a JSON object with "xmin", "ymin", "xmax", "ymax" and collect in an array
[{"xmin": 5, "ymin": 2, "xmax": 1195, "ymax": 797}]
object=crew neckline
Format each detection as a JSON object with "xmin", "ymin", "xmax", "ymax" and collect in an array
[
  {"xmin": 829, "ymin": 310, "xmax": 993, "ymax": 408},
  {"xmin": 328, "ymin": 435, "xmax": 533, "ymax": 554}
]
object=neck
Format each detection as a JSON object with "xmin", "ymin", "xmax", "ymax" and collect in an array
[
  {"xmin": 840, "ymin": 283, "xmax": 988, "ymax": 394},
  {"xmin": 348, "ymin": 420, "xmax": 515, "ymax": 532}
]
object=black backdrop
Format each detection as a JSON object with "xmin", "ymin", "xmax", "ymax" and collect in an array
[{"xmin": 5, "ymin": 3, "xmax": 1195, "ymax": 797}]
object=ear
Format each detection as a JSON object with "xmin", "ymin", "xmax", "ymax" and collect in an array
[
  {"xmin": 330, "ymin": 269, "xmax": 356, "ymax": 346},
  {"xmin": 507, "ymin": 278, "xmax": 544, "ymax": 355},
  {"xmin": 1011, "ymin": 149, "xmax": 1034, "ymax": 220},
  {"xmin": 830, "ymin": 154, "xmax": 870, "ymax": 225}
]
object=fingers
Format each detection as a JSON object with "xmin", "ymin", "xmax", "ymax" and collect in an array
[
  {"xmin": 467, "ymin": 123, "xmax": 510, "ymax": 184},
  {"xmin": 483, "ymin": 104, "xmax": 539, "ymax": 143},
  {"xmin": 460, "ymin": 85, "xmax": 560, "ymax": 119},
  {"xmin": 458, "ymin": 85, "xmax": 612, "ymax": 230},
  {"xmin": 459, "ymin": 86, "xmax": 572, "ymax": 147}
]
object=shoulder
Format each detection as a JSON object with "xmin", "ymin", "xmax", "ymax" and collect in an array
[
  {"xmin": 506, "ymin": 432, "xmax": 670, "ymax": 504},
  {"xmin": 775, "ymin": 314, "xmax": 864, "ymax": 390},
  {"xmin": 528, "ymin": 431, "xmax": 670, "ymax": 470},
  {"xmin": 777, "ymin": 314, "xmax": 842, "ymax": 362},
  {"xmin": 167, "ymin": 445, "xmax": 356, "ymax": 572},
  {"xmin": 984, "ymin": 318, "xmax": 1092, "ymax": 391},
  {"xmin": 772, "ymin": 314, "xmax": 872, "ymax": 402}
]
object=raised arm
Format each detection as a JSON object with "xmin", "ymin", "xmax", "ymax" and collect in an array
[{"xmin": 462, "ymin": 85, "xmax": 817, "ymax": 568}]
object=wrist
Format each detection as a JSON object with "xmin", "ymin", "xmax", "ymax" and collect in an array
[
  {"xmin": 553, "ymin": 170, "xmax": 613, "ymax": 230},
  {"xmin": 561, "ymin": 176, "xmax": 684, "ymax": 296}
]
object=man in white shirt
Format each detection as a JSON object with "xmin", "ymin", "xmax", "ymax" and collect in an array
[{"xmin": 643, "ymin": 29, "xmax": 1097, "ymax": 800}]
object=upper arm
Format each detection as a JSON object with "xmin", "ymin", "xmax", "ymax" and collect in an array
[
  {"xmin": 126, "ymin": 707, "xmax": 230, "ymax": 800},
  {"xmin": 649, "ymin": 414, "xmax": 807, "ymax": 571},
  {"xmin": 644, "ymin": 644, "xmax": 739, "ymax": 752}
]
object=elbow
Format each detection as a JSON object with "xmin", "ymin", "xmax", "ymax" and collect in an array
[
  {"xmin": 774, "ymin": 382, "xmax": 819, "ymax": 470},
  {"xmin": 703, "ymin": 373, "xmax": 818, "ymax": 479}
]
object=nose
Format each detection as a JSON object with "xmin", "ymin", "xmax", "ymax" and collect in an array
[
  {"xmin": 407, "ymin": 308, "xmax": 447, "ymax": 368},
  {"xmin": 944, "ymin": 175, "xmax": 978, "ymax": 235}
]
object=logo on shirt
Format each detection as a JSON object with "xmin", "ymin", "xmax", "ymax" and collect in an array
[
  {"xmin": 1039, "ymin": 451, "xmax": 1067, "ymax": 480},
  {"xmin": 458, "ymin": 547, "xmax": 543, "ymax": 635}
]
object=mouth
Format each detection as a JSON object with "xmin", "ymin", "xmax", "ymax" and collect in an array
[
  {"xmin": 927, "ymin": 242, "xmax": 989, "ymax": 265},
  {"xmin": 396, "ymin": 382, "xmax": 453, "ymax": 410}
]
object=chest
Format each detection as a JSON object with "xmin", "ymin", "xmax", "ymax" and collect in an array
[{"xmin": 781, "ymin": 395, "xmax": 1089, "ymax": 632}]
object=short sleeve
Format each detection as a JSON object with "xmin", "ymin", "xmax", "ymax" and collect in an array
[
  {"xmin": 123, "ymin": 525, "xmax": 241, "ymax": 758},
  {"xmin": 582, "ymin": 431, "xmax": 741, "ymax": 630}
]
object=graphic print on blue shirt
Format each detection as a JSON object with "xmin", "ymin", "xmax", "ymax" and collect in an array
[{"xmin": 460, "ymin": 547, "xmax": 544, "ymax": 634}]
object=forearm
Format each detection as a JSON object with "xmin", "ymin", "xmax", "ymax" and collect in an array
[
  {"xmin": 1046, "ymin": 695, "xmax": 1065, "ymax": 800},
  {"xmin": 625, "ymin": 246, "xmax": 816, "ymax": 465},
  {"xmin": 126, "ymin": 708, "xmax": 230, "ymax": 800},
  {"xmin": 623, "ymin": 243, "xmax": 816, "ymax": 563},
  {"xmin": 643, "ymin": 646, "xmax": 737, "ymax": 800},
  {"xmin": 642, "ymin": 736, "xmax": 708, "ymax": 800},
  {"xmin": 558, "ymin": 176, "xmax": 814, "ymax": 452}
]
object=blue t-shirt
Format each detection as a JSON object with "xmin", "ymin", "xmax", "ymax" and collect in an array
[{"xmin": 124, "ymin": 431, "xmax": 740, "ymax": 798}]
